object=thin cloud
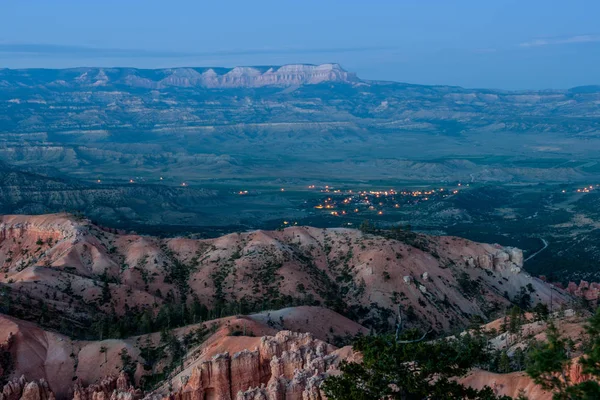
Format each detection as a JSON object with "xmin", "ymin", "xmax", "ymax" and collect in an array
[
  {"xmin": 0, "ymin": 43, "xmax": 393, "ymax": 58},
  {"xmin": 520, "ymin": 34, "xmax": 600, "ymax": 48}
]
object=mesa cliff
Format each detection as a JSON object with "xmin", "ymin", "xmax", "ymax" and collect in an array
[{"xmin": 1, "ymin": 64, "xmax": 357, "ymax": 90}]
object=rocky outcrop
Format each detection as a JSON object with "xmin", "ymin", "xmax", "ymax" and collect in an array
[
  {"xmin": 0, "ymin": 373, "xmax": 141, "ymax": 400},
  {"xmin": 0, "ymin": 376, "xmax": 55, "ymax": 400},
  {"xmin": 169, "ymin": 332, "xmax": 341, "ymax": 400},
  {"xmin": 465, "ymin": 247, "xmax": 523, "ymax": 273},
  {"xmin": 566, "ymin": 281, "xmax": 600, "ymax": 305},
  {"xmin": 73, "ymin": 372, "xmax": 142, "ymax": 400}
]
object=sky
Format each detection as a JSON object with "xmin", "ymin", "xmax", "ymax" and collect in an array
[{"xmin": 1, "ymin": 0, "xmax": 599, "ymax": 89}]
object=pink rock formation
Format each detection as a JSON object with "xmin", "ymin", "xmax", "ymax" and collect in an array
[
  {"xmin": 73, "ymin": 372, "xmax": 142, "ymax": 400},
  {"xmin": 168, "ymin": 332, "xmax": 341, "ymax": 400},
  {"xmin": 0, "ymin": 376, "xmax": 55, "ymax": 400},
  {"xmin": 566, "ymin": 281, "xmax": 600, "ymax": 305}
]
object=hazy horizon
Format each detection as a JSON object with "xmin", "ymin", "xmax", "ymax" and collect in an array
[{"xmin": 2, "ymin": 0, "xmax": 599, "ymax": 90}]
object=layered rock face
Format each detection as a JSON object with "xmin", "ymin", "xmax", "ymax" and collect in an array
[{"xmin": 169, "ymin": 331, "xmax": 342, "ymax": 400}]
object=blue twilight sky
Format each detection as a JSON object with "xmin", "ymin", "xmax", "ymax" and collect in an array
[{"xmin": 0, "ymin": 0, "xmax": 599, "ymax": 89}]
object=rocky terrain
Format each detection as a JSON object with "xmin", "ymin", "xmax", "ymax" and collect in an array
[
  {"xmin": 0, "ymin": 298, "xmax": 587, "ymax": 400},
  {"xmin": 0, "ymin": 213, "xmax": 589, "ymax": 399},
  {"xmin": 0, "ymin": 213, "xmax": 570, "ymax": 335},
  {"xmin": 566, "ymin": 280, "xmax": 600, "ymax": 306},
  {"xmin": 460, "ymin": 311, "xmax": 591, "ymax": 399},
  {"xmin": 0, "ymin": 305, "xmax": 363, "ymax": 400},
  {"xmin": 2, "ymin": 63, "xmax": 599, "ymax": 399}
]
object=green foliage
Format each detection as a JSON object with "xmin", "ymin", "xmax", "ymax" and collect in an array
[
  {"xmin": 0, "ymin": 335, "xmax": 13, "ymax": 386},
  {"xmin": 358, "ymin": 220, "xmax": 375, "ymax": 233},
  {"xmin": 99, "ymin": 346, "xmax": 108, "ymax": 363},
  {"xmin": 160, "ymin": 244, "xmax": 195, "ymax": 302},
  {"xmin": 532, "ymin": 303, "xmax": 550, "ymax": 321},
  {"xmin": 508, "ymin": 306, "xmax": 524, "ymax": 335},
  {"xmin": 513, "ymin": 287, "xmax": 532, "ymax": 310},
  {"xmin": 498, "ymin": 351, "xmax": 511, "ymax": 373},
  {"xmin": 139, "ymin": 325, "xmax": 209, "ymax": 391},
  {"xmin": 525, "ymin": 309, "xmax": 600, "ymax": 399},
  {"xmin": 0, "ymin": 286, "xmax": 11, "ymax": 314},
  {"xmin": 579, "ymin": 308, "xmax": 600, "ymax": 376},
  {"xmin": 322, "ymin": 332, "xmax": 511, "ymax": 399},
  {"xmin": 100, "ymin": 270, "xmax": 112, "ymax": 304},
  {"xmin": 119, "ymin": 348, "xmax": 136, "ymax": 382},
  {"xmin": 457, "ymin": 271, "xmax": 480, "ymax": 299},
  {"xmin": 526, "ymin": 323, "xmax": 573, "ymax": 397}
]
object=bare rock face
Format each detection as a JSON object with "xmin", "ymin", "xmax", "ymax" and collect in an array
[
  {"xmin": 466, "ymin": 247, "xmax": 523, "ymax": 272},
  {"xmin": 169, "ymin": 332, "xmax": 340, "ymax": 400},
  {"xmin": 505, "ymin": 247, "xmax": 524, "ymax": 266},
  {"xmin": 0, "ymin": 377, "xmax": 54, "ymax": 400}
]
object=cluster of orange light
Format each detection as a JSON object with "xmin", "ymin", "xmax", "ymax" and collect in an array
[
  {"xmin": 330, "ymin": 211, "xmax": 348, "ymax": 216},
  {"xmin": 576, "ymin": 185, "xmax": 597, "ymax": 193},
  {"xmin": 238, "ymin": 190, "xmax": 249, "ymax": 195},
  {"xmin": 315, "ymin": 204, "xmax": 336, "ymax": 209},
  {"xmin": 311, "ymin": 184, "xmax": 463, "ymax": 216},
  {"xmin": 365, "ymin": 190, "xmax": 397, "ymax": 196}
]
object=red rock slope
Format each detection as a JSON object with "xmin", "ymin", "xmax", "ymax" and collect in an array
[{"xmin": 0, "ymin": 213, "xmax": 571, "ymax": 334}]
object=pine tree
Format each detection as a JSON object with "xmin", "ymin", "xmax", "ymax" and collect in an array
[
  {"xmin": 101, "ymin": 270, "xmax": 112, "ymax": 304},
  {"xmin": 508, "ymin": 306, "xmax": 522, "ymax": 335},
  {"xmin": 498, "ymin": 351, "xmax": 511, "ymax": 373},
  {"xmin": 526, "ymin": 323, "xmax": 572, "ymax": 398},
  {"xmin": 99, "ymin": 346, "xmax": 108, "ymax": 363},
  {"xmin": 0, "ymin": 286, "xmax": 11, "ymax": 314},
  {"xmin": 322, "ymin": 332, "xmax": 511, "ymax": 399},
  {"xmin": 532, "ymin": 303, "xmax": 550, "ymax": 321}
]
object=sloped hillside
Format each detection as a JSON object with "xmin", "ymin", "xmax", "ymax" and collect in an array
[{"xmin": 0, "ymin": 214, "xmax": 570, "ymax": 338}]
